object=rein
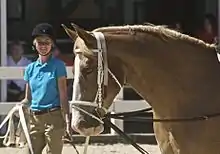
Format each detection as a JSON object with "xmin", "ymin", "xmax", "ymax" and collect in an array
[
  {"xmin": 106, "ymin": 107, "xmax": 220, "ymax": 122},
  {"xmin": 104, "ymin": 107, "xmax": 220, "ymax": 154}
]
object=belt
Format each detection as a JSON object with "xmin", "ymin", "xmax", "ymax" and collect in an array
[{"xmin": 31, "ymin": 106, "xmax": 61, "ymax": 115}]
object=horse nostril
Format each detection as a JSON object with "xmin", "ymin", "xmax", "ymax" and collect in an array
[{"xmin": 78, "ymin": 120, "xmax": 88, "ymax": 129}]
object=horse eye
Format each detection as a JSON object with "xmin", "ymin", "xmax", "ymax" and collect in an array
[
  {"xmin": 82, "ymin": 66, "xmax": 93, "ymax": 76},
  {"xmin": 86, "ymin": 68, "xmax": 93, "ymax": 74}
]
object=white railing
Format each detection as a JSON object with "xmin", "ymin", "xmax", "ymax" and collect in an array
[
  {"xmin": 0, "ymin": 66, "xmax": 74, "ymax": 79},
  {"xmin": 0, "ymin": 67, "xmax": 150, "ymax": 134}
]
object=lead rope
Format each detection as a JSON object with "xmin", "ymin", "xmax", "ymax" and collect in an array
[
  {"xmin": 0, "ymin": 104, "xmax": 34, "ymax": 154},
  {"xmin": 0, "ymin": 106, "xmax": 17, "ymax": 144}
]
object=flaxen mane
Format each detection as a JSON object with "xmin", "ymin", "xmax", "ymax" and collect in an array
[{"xmin": 94, "ymin": 25, "xmax": 216, "ymax": 50}]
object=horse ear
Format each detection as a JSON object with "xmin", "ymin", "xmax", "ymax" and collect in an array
[
  {"xmin": 61, "ymin": 24, "xmax": 77, "ymax": 42},
  {"xmin": 71, "ymin": 23, "xmax": 96, "ymax": 48}
]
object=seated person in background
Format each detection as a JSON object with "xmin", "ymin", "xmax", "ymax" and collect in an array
[{"xmin": 7, "ymin": 41, "xmax": 31, "ymax": 101}]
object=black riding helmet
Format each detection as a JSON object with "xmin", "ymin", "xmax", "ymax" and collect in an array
[
  {"xmin": 32, "ymin": 23, "xmax": 55, "ymax": 41},
  {"xmin": 32, "ymin": 23, "xmax": 56, "ymax": 56}
]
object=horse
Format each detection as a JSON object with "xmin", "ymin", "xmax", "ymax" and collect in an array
[{"xmin": 62, "ymin": 23, "xmax": 220, "ymax": 154}]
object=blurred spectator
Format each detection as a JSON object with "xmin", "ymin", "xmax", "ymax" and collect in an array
[
  {"xmin": 195, "ymin": 13, "xmax": 217, "ymax": 44},
  {"xmin": 7, "ymin": 40, "xmax": 31, "ymax": 101}
]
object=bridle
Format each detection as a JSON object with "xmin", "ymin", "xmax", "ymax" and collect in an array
[{"xmin": 70, "ymin": 31, "xmax": 110, "ymax": 123}]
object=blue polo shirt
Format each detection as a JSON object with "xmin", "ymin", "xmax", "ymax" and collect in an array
[{"xmin": 24, "ymin": 56, "xmax": 67, "ymax": 111}]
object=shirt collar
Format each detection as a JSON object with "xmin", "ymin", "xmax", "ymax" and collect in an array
[{"xmin": 36, "ymin": 55, "xmax": 54, "ymax": 66}]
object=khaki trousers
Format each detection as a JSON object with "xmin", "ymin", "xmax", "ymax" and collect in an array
[{"xmin": 26, "ymin": 110, "xmax": 65, "ymax": 154}]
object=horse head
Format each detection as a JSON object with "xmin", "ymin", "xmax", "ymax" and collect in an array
[{"xmin": 62, "ymin": 24, "xmax": 123, "ymax": 136}]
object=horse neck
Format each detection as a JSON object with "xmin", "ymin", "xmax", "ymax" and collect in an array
[
  {"xmin": 106, "ymin": 32, "xmax": 220, "ymax": 117},
  {"xmin": 103, "ymin": 55, "xmax": 125, "ymax": 109}
]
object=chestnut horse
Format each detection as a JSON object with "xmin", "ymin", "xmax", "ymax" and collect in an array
[{"xmin": 63, "ymin": 23, "xmax": 220, "ymax": 154}]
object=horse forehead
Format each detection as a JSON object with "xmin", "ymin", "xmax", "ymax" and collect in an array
[
  {"xmin": 74, "ymin": 38, "xmax": 81, "ymax": 47},
  {"xmin": 74, "ymin": 38, "xmax": 86, "ymax": 53},
  {"xmin": 76, "ymin": 37, "xmax": 88, "ymax": 46}
]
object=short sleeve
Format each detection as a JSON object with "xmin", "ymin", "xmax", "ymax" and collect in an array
[
  {"xmin": 56, "ymin": 61, "xmax": 67, "ymax": 78},
  {"xmin": 24, "ymin": 65, "xmax": 30, "ymax": 81}
]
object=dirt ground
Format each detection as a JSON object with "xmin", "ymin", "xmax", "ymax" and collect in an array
[{"xmin": 0, "ymin": 143, "xmax": 161, "ymax": 154}]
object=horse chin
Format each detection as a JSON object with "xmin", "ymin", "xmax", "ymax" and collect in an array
[
  {"xmin": 71, "ymin": 107, "xmax": 105, "ymax": 136},
  {"xmin": 74, "ymin": 125, "xmax": 104, "ymax": 136}
]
